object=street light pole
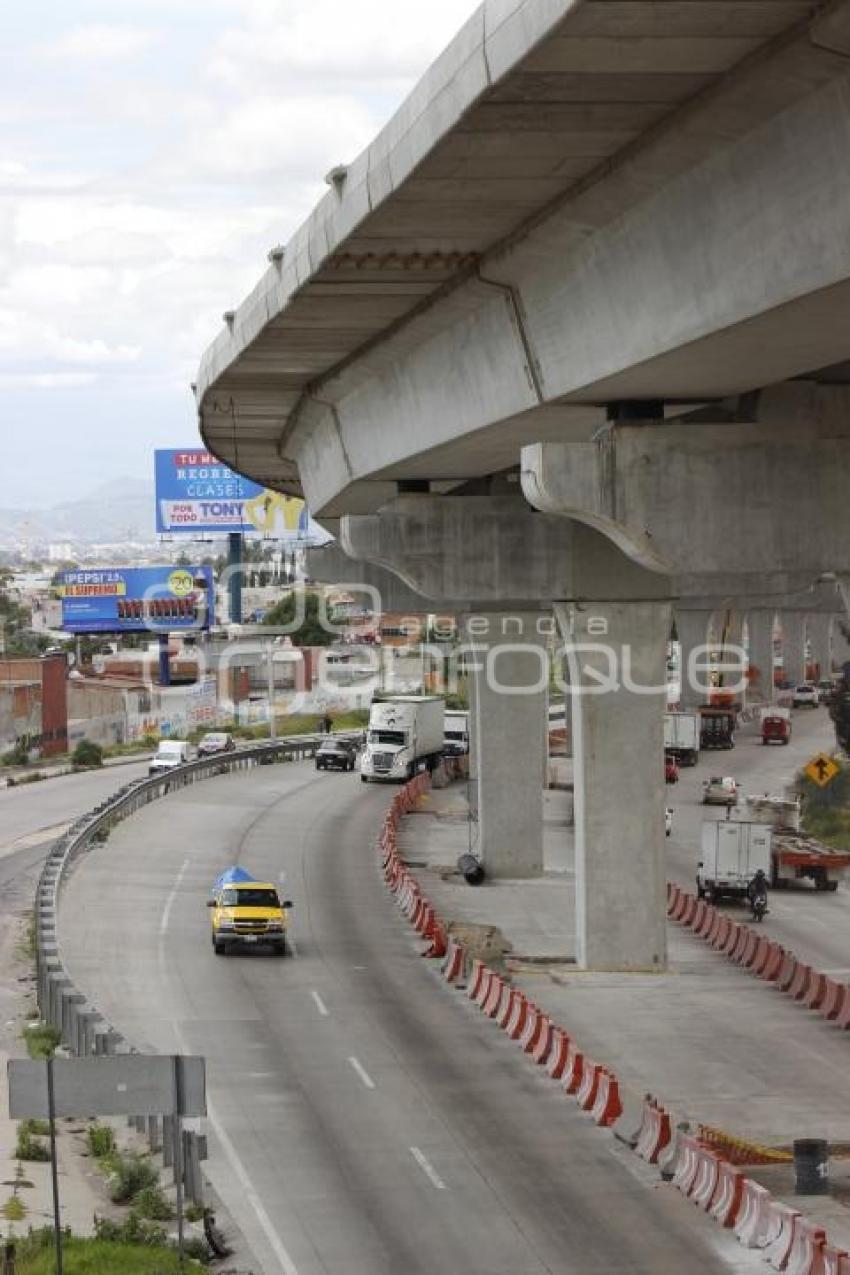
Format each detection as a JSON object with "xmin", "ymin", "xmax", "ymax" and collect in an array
[{"xmin": 267, "ymin": 644, "xmax": 277, "ymax": 742}]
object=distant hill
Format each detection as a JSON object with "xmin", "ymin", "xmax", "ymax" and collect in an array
[{"xmin": 0, "ymin": 478, "xmax": 158, "ymax": 547}]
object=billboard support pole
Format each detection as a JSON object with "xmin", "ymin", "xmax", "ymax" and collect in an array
[
  {"xmin": 228, "ymin": 533, "xmax": 243, "ymax": 625},
  {"xmin": 159, "ymin": 634, "xmax": 171, "ymax": 688}
]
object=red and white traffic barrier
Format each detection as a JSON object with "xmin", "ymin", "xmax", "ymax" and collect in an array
[
  {"xmin": 634, "ymin": 1099, "xmax": 671, "ymax": 1165},
  {"xmin": 690, "ymin": 1145, "xmax": 721, "ymax": 1211},
  {"xmin": 546, "ymin": 1029, "xmax": 570, "ymax": 1080},
  {"xmin": 441, "ymin": 940, "xmax": 465, "ymax": 984},
  {"xmin": 505, "ymin": 992, "xmax": 529, "ymax": 1041},
  {"xmin": 762, "ymin": 1201, "xmax": 802, "ymax": 1271},
  {"xmin": 496, "ymin": 986, "xmax": 518, "ymax": 1029},
  {"xmin": 787, "ymin": 962, "xmax": 812, "ymax": 1002},
  {"xmin": 562, "ymin": 1042, "xmax": 584, "ymax": 1095},
  {"xmin": 591, "ymin": 1070, "xmax": 622, "ymax": 1127},
  {"xmin": 709, "ymin": 1160, "xmax": 744, "ymax": 1228},
  {"xmin": 785, "ymin": 1218, "xmax": 827, "ymax": 1275},
  {"xmin": 670, "ymin": 1134, "xmax": 702, "ymax": 1198},
  {"xmin": 818, "ymin": 978, "xmax": 845, "ymax": 1021},
  {"xmin": 467, "ymin": 959, "xmax": 487, "ymax": 1002},
  {"xmin": 776, "ymin": 951, "xmax": 797, "ymax": 992},
  {"xmin": 803, "ymin": 971, "xmax": 828, "ymax": 1011},
  {"xmin": 531, "ymin": 1017, "xmax": 554, "ymax": 1065},
  {"xmin": 733, "ymin": 1177, "xmax": 772, "ymax": 1248},
  {"xmin": 575, "ymin": 1059, "xmax": 603, "ymax": 1112}
]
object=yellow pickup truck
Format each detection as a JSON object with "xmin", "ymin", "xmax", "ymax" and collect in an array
[{"xmin": 207, "ymin": 881, "xmax": 292, "ymax": 956}]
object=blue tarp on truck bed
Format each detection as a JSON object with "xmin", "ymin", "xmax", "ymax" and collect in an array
[{"xmin": 213, "ymin": 865, "xmax": 255, "ymax": 890}]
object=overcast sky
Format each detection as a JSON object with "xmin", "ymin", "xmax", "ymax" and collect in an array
[{"xmin": 2, "ymin": 0, "xmax": 481, "ymax": 508}]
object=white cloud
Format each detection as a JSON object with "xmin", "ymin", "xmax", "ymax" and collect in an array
[
  {"xmin": 0, "ymin": 372, "xmax": 97, "ymax": 389},
  {"xmin": 42, "ymin": 24, "xmax": 158, "ymax": 63}
]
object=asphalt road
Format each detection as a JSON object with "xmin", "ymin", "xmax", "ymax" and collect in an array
[
  {"xmin": 0, "ymin": 760, "xmax": 150, "ymax": 858},
  {"xmin": 58, "ymin": 761, "xmax": 747, "ymax": 1275},
  {"xmin": 666, "ymin": 706, "xmax": 850, "ymax": 973}
]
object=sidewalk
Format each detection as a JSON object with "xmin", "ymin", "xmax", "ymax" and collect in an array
[{"xmin": 399, "ymin": 782, "xmax": 850, "ymax": 1252}]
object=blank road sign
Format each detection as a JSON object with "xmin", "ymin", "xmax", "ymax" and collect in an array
[{"xmin": 8, "ymin": 1055, "xmax": 206, "ymax": 1120}]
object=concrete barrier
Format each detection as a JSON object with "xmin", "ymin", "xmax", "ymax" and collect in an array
[
  {"xmin": 575, "ymin": 1059, "xmax": 602, "ymax": 1112},
  {"xmin": 787, "ymin": 962, "xmax": 812, "ymax": 1002},
  {"xmin": 562, "ymin": 1042, "xmax": 584, "ymax": 1095},
  {"xmin": 531, "ymin": 1017, "xmax": 554, "ymax": 1065},
  {"xmin": 709, "ymin": 1160, "xmax": 744, "ymax": 1227},
  {"xmin": 733, "ymin": 1178, "xmax": 772, "ymax": 1247},
  {"xmin": 441, "ymin": 940, "xmax": 465, "ymax": 985},
  {"xmin": 763, "ymin": 1202, "xmax": 802, "ymax": 1271},
  {"xmin": 777, "ymin": 951, "xmax": 797, "ymax": 991},
  {"xmin": 634, "ymin": 1100, "xmax": 672, "ymax": 1164},
  {"xmin": 803, "ymin": 972, "xmax": 828, "ymax": 1011},
  {"xmin": 818, "ymin": 979, "xmax": 845, "ymax": 1021},
  {"xmin": 545, "ymin": 1029, "xmax": 570, "ymax": 1080},
  {"xmin": 785, "ymin": 1219, "xmax": 827, "ymax": 1275},
  {"xmin": 591, "ymin": 1071, "xmax": 622, "ymax": 1127},
  {"xmin": 690, "ymin": 1145, "xmax": 721, "ymax": 1211},
  {"xmin": 722, "ymin": 923, "xmax": 742, "ymax": 956},
  {"xmin": 761, "ymin": 944, "xmax": 785, "ymax": 982},
  {"xmin": 751, "ymin": 937, "xmax": 773, "ymax": 975},
  {"xmin": 711, "ymin": 917, "xmax": 732, "ymax": 950}
]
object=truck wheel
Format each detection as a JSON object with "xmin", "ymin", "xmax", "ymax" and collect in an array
[
  {"xmin": 361, "ymin": 775, "xmax": 369, "ymax": 784},
  {"xmin": 274, "ymin": 938, "xmax": 287, "ymax": 956},
  {"xmin": 213, "ymin": 938, "xmax": 226, "ymax": 956},
  {"xmin": 824, "ymin": 881, "xmax": 839, "ymax": 892}
]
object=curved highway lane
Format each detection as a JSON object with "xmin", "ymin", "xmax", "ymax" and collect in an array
[{"xmin": 60, "ymin": 760, "xmax": 745, "ymax": 1275}]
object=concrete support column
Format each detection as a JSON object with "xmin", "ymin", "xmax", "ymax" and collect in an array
[
  {"xmin": 781, "ymin": 612, "xmax": 806, "ymax": 687},
  {"xmin": 565, "ymin": 600, "xmax": 670, "ymax": 971},
  {"xmin": 464, "ymin": 613, "xmax": 547, "ymax": 878},
  {"xmin": 832, "ymin": 615, "xmax": 850, "ymax": 672},
  {"xmin": 673, "ymin": 608, "xmax": 713, "ymax": 708},
  {"xmin": 467, "ymin": 661, "xmax": 479, "ymax": 817},
  {"xmin": 746, "ymin": 610, "xmax": 776, "ymax": 704},
  {"xmin": 807, "ymin": 614, "xmax": 833, "ymax": 681}
]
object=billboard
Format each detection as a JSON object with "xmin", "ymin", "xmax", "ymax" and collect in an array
[
  {"xmin": 154, "ymin": 449, "xmax": 323, "ymax": 538},
  {"xmin": 57, "ymin": 566, "xmax": 214, "ymax": 634}
]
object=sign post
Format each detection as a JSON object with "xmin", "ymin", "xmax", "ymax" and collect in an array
[{"xmin": 46, "ymin": 1057, "xmax": 63, "ymax": 1275}]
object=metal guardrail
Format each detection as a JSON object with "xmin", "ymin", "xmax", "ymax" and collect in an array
[{"xmin": 32, "ymin": 731, "xmax": 349, "ymax": 1209}]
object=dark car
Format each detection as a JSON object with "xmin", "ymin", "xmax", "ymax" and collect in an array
[
  {"xmin": 197, "ymin": 731, "xmax": 236, "ymax": 757},
  {"xmin": 315, "ymin": 738, "xmax": 358, "ymax": 771}
]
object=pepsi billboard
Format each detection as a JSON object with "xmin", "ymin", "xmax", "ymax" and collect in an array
[
  {"xmin": 154, "ymin": 449, "xmax": 322, "ymax": 538},
  {"xmin": 57, "ymin": 566, "xmax": 214, "ymax": 634}
]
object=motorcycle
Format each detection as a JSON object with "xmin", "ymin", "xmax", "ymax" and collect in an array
[{"xmin": 750, "ymin": 891, "xmax": 768, "ymax": 923}]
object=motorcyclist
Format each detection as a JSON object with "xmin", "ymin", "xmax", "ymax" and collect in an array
[{"xmin": 747, "ymin": 868, "xmax": 768, "ymax": 914}]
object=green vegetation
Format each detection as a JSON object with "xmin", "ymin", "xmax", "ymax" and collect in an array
[
  {"xmin": 15, "ymin": 1123, "xmax": 50, "ymax": 1163},
  {"xmin": 798, "ymin": 759, "xmax": 850, "ymax": 850},
  {"xmin": 102, "ymin": 1151, "xmax": 160, "ymax": 1204},
  {"xmin": 3, "ymin": 1195, "xmax": 26, "ymax": 1222},
  {"xmin": 71, "ymin": 739, "xmax": 104, "ymax": 769},
  {"xmin": 86, "ymin": 1124, "xmax": 116, "ymax": 1159},
  {"xmin": 132, "ymin": 1184, "xmax": 174, "ymax": 1221},
  {"xmin": 263, "ymin": 590, "xmax": 335, "ymax": 645},
  {"xmin": 1, "ymin": 738, "xmax": 31, "ymax": 767},
  {"xmin": 14, "ymin": 1229, "xmax": 205, "ymax": 1273},
  {"xmin": 22, "ymin": 1022, "xmax": 61, "ymax": 1060}
]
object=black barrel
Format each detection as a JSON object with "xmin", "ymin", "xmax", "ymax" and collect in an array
[
  {"xmin": 457, "ymin": 854, "xmax": 485, "ymax": 886},
  {"xmin": 793, "ymin": 1139, "xmax": 829, "ymax": 1195}
]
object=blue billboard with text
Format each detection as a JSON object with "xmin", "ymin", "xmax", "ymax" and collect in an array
[
  {"xmin": 58, "ymin": 566, "xmax": 214, "ymax": 634},
  {"xmin": 154, "ymin": 449, "xmax": 320, "ymax": 538}
]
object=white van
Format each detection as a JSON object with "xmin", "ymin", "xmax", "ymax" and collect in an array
[{"xmin": 148, "ymin": 740, "xmax": 192, "ymax": 775}]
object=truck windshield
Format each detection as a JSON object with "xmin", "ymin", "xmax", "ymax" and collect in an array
[
  {"xmin": 221, "ymin": 889, "xmax": 280, "ymax": 908},
  {"xmin": 370, "ymin": 730, "xmax": 406, "ymax": 745}
]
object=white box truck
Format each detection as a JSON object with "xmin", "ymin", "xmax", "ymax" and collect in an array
[
  {"xmin": 361, "ymin": 696, "xmax": 445, "ymax": 783},
  {"xmin": 697, "ymin": 819, "xmax": 772, "ymax": 901},
  {"xmin": 664, "ymin": 711, "xmax": 700, "ymax": 766},
  {"xmin": 443, "ymin": 709, "xmax": 470, "ymax": 756}
]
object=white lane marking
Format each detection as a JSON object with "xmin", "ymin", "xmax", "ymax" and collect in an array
[
  {"xmin": 287, "ymin": 935, "xmax": 299, "ymax": 957},
  {"xmin": 310, "ymin": 990, "xmax": 329, "ymax": 1017},
  {"xmin": 278, "ymin": 871, "xmax": 286, "ymax": 883},
  {"xmin": 160, "ymin": 859, "xmax": 190, "ymax": 935},
  {"xmin": 347, "ymin": 1056, "xmax": 375, "ymax": 1090},
  {"xmin": 410, "ymin": 1146, "xmax": 446, "ymax": 1190},
  {"xmin": 206, "ymin": 1096, "xmax": 301, "ymax": 1275}
]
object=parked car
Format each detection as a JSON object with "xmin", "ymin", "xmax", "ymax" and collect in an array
[
  {"xmin": 702, "ymin": 775, "xmax": 739, "ymax": 806},
  {"xmin": 665, "ymin": 754, "xmax": 680, "ymax": 784},
  {"xmin": 315, "ymin": 737, "xmax": 358, "ymax": 771},
  {"xmin": 197, "ymin": 731, "xmax": 236, "ymax": 757},
  {"xmin": 792, "ymin": 683, "xmax": 820, "ymax": 708},
  {"xmin": 817, "ymin": 679, "xmax": 835, "ymax": 704}
]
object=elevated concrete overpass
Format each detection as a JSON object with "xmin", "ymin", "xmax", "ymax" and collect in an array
[{"xmin": 196, "ymin": 0, "xmax": 850, "ymax": 970}]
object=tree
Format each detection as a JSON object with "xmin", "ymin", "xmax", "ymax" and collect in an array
[{"xmin": 263, "ymin": 591, "xmax": 334, "ymax": 645}]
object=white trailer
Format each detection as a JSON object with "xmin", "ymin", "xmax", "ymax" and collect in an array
[
  {"xmin": 361, "ymin": 695, "xmax": 445, "ymax": 783},
  {"xmin": 443, "ymin": 709, "xmax": 470, "ymax": 756},
  {"xmin": 698, "ymin": 819, "xmax": 772, "ymax": 901},
  {"xmin": 664, "ymin": 711, "xmax": 700, "ymax": 766}
]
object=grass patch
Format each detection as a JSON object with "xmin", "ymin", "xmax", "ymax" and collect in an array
[
  {"xmin": 103, "ymin": 1152, "xmax": 159, "ymax": 1204},
  {"xmin": 22, "ymin": 1022, "xmax": 61, "ymax": 1060},
  {"xmin": 15, "ymin": 1232, "xmax": 205, "ymax": 1273},
  {"xmin": 15, "ymin": 1125, "xmax": 50, "ymax": 1163},
  {"xmin": 132, "ymin": 1184, "xmax": 173, "ymax": 1221},
  {"xmin": 86, "ymin": 1123, "xmax": 116, "ymax": 1159}
]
